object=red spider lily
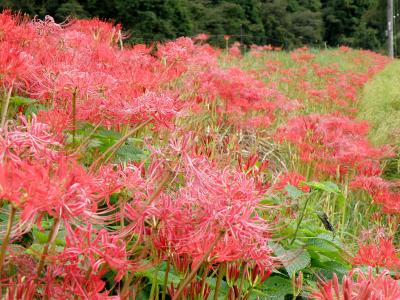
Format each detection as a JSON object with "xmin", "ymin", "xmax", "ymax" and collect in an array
[
  {"xmin": 62, "ymin": 224, "xmax": 129, "ymax": 281},
  {"xmin": 312, "ymin": 268, "xmax": 400, "ymax": 300},
  {"xmin": 234, "ymin": 115, "xmax": 273, "ymax": 129},
  {"xmin": 0, "ymin": 42, "xmax": 26, "ymax": 87},
  {"xmin": 0, "ymin": 114, "xmax": 60, "ymax": 163},
  {"xmin": 43, "ymin": 264, "xmax": 120, "ymax": 300},
  {"xmin": 36, "ymin": 109, "xmax": 71, "ymax": 140},
  {"xmin": 6, "ymin": 155, "xmax": 102, "ymax": 223},
  {"xmin": 229, "ymin": 42, "xmax": 241, "ymax": 57},
  {"xmin": 119, "ymin": 152, "xmax": 275, "ymax": 269},
  {"xmin": 1, "ymin": 275, "xmax": 37, "ymax": 300},
  {"xmin": 193, "ymin": 33, "xmax": 209, "ymax": 42},
  {"xmin": 273, "ymin": 171, "xmax": 310, "ymax": 193},
  {"xmin": 353, "ymin": 238, "xmax": 400, "ymax": 271},
  {"xmin": 108, "ymin": 91, "xmax": 180, "ymax": 128},
  {"xmin": 350, "ymin": 176, "xmax": 400, "ymax": 213},
  {"xmin": 168, "ymin": 279, "xmax": 211, "ymax": 300},
  {"xmin": 0, "ymin": 160, "xmax": 28, "ymax": 206},
  {"xmin": 185, "ymin": 65, "xmax": 286, "ymax": 118},
  {"xmin": 154, "ymin": 155, "xmax": 274, "ymax": 268},
  {"xmin": 93, "ymin": 163, "xmax": 146, "ymax": 205},
  {"xmin": 27, "ymin": 156, "xmax": 100, "ymax": 220},
  {"xmin": 274, "ymin": 114, "xmax": 393, "ymax": 178},
  {"xmin": 0, "ymin": 11, "xmax": 182, "ymax": 129},
  {"xmin": 290, "ymin": 47, "xmax": 315, "ymax": 63}
]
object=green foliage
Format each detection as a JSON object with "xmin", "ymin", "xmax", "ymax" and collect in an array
[
  {"xmin": 321, "ymin": 0, "xmax": 385, "ymax": 49},
  {"xmin": 69, "ymin": 124, "xmax": 148, "ymax": 165},
  {"xmin": 256, "ymin": 276, "xmax": 293, "ymax": 298},
  {"xmin": 113, "ymin": 0, "xmax": 194, "ymax": 43},
  {"xmin": 55, "ymin": 0, "xmax": 88, "ymax": 20},
  {"xmin": 271, "ymin": 242, "xmax": 311, "ymax": 278},
  {"xmin": 359, "ymin": 60, "xmax": 400, "ymax": 145},
  {"xmin": 358, "ymin": 60, "xmax": 400, "ymax": 180},
  {"xmin": 1, "ymin": 0, "xmax": 390, "ymax": 52}
]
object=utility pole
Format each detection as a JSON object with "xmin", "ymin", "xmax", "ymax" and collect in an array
[
  {"xmin": 240, "ymin": 24, "xmax": 244, "ymax": 53},
  {"xmin": 388, "ymin": 0, "xmax": 394, "ymax": 58}
]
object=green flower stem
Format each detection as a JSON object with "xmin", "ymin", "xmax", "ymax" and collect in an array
[
  {"xmin": 172, "ymin": 231, "xmax": 224, "ymax": 300},
  {"xmin": 36, "ymin": 218, "xmax": 61, "ymax": 277},
  {"xmin": 162, "ymin": 258, "xmax": 171, "ymax": 300},
  {"xmin": 0, "ymin": 205, "xmax": 16, "ymax": 276}
]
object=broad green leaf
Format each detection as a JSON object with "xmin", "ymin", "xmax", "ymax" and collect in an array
[
  {"xmin": 307, "ymin": 181, "xmax": 340, "ymax": 194},
  {"xmin": 305, "ymin": 236, "xmax": 349, "ymax": 263},
  {"xmin": 306, "ymin": 237, "xmax": 338, "ymax": 253},
  {"xmin": 336, "ymin": 193, "xmax": 346, "ymax": 209},
  {"xmin": 24, "ymin": 103, "xmax": 47, "ymax": 115},
  {"xmin": 10, "ymin": 96, "xmax": 37, "ymax": 106},
  {"xmin": 256, "ymin": 276, "xmax": 293, "ymax": 298},
  {"xmin": 25, "ymin": 243, "xmax": 44, "ymax": 256},
  {"xmin": 115, "ymin": 143, "xmax": 147, "ymax": 162},
  {"xmin": 285, "ymin": 184, "xmax": 304, "ymax": 199},
  {"xmin": 270, "ymin": 242, "xmax": 310, "ymax": 277},
  {"xmin": 260, "ymin": 195, "xmax": 281, "ymax": 205},
  {"xmin": 87, "ymin": 138, "xmax": 102, "ymax": 148},
  {"xmin": 314, "ymin": 261, "xmax": 349, "ymax": 280},
  {"xmin": 283, "ymin": 249, "xmax": 311, "ymax": 277},
  {"xmin": 94, "ymin": 127, "xmax": 122, "ymax": 140},
  {"xmin": 315, "ymin": 233, "xmax": 343, "ymax": 248},
  {"xmin": 32, "ymin": 228, "xmax": 48, "ymax": 244}
]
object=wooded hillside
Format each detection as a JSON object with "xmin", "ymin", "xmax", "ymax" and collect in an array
[{"xmin": 1, "ymin": 0, "xmax": 396, "ymax": 53}]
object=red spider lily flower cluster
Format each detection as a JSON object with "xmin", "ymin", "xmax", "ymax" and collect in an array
[
  {"xmin": 0, "ymin": 9, "xmax": 398, "ymax": 299},
  {"xmin": 0, "ymin": 10, "xmax": 181, "ymax": 129},
  {"xmin": 273, "ymin": 171, "xmax": 310, "ymax": 193},
  {"xmin": 274, "ymin": 113, "xmax": 393, "ymax": 178},
  {"xmin": 350, "ymin": 176, "xmax": 400, "ymax": 213},
  {"xmin": 312, "ymin": 268, "xmax": 400, "ymax": 300},
  {"xmin": 353, "ymin": 238, "xmax": 400, "ymax": 271},
  {"xmin": 120, "ymin": 153, "xmax": 275, "ymax": 269}
]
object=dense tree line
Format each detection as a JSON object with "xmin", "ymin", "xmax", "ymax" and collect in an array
[{"xmin": 0, "ymin": 0, "xmax": 394, "ymax": 52}]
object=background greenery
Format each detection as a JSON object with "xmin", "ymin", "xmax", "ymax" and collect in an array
[{"xmin": 1, "ymin": 0, "xmax": 399, "ymax": 54}]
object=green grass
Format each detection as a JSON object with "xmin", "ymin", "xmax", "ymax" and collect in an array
[{"xmin": 358, "ymin": 60, "xmax": 400, "ymax": 146}]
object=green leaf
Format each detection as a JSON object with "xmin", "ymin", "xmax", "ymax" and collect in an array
[
  {"xmin": 315, "ymin": 261, "xmax": 349, "ymax": 281},
  {"xmin": 307, "ymin": 181, "xmax": 340, "ymax": 194},
  {"xmin": 32, "ymin": 228, "xmax": 48, "ymax": 244},
  {"xmin": 87, "ymin": 138, "xmax": 102, "ymax": 148},
  {"xmin": 285, "ymin": 185, "xmax": 304, "ymax": 199},
  {"xmin": 315, "ymin": 233, "xmax": 343, "ymax": 248},
  {"xmin": 260, "ymin": 195, "xmax": 281, "ymax": 205},
  {"xmin": 283, "ymin": 249, "xmax": 311, "ymax": 277},
  {"xmin": 136, "ymin": 267, "xmax": 182, "ymax": 286},
  {"xmin": 336, "ymin": 193, "xmax": 346, "ymax": 209},
  {"xmin": 25, "ymin": 243, "xmax": 44, "ymax": 256},
  {"xmin": 256, "ymin": 276, "xmax": 293, "ymax": 298},
  {"xmin": 10, "ymin": 96, "xmax": 37, "ymax": 106},
  {"xmin": 305, "ymin": 237, "xmax": 338, "ymax": 253},
  {"xmin": 270, "ymin": 243, "xmax": 310, "ymax": 277},
  {"xmin": 94, "ymin": 127, "xmax": 122, "ymax": 140},
  {"xmin": 24, "ymin": 103, "xmax": 47, "ymax": 116},
  {"xmin": 115, "ymin": 143, "xmax": 147, "ymax": 162},
  {"xmin": 305, "ymin": 235, "xmax": 349, "ymax": 264}
]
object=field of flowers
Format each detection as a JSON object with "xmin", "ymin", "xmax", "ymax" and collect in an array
[{"xmin": 0, "ymin": 11, "xmax": 399, "ymax": 299}]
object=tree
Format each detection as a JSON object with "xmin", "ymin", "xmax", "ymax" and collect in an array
[
  {"xmin": 0, "ymin": 0, "xmax": 390, "ymax": 52},
  {"xmin": 260, "ymin": 0, "xmax": 323, "ymax": 48},
  {"xmin": 55, "ymin": 0, "xmax": 88, "ymax": 20},
  {"xmin": 322, "ymin": 0, "xmax": 373, "ymax": 46},
  {"xmin": 113, "ymin": 0, "xmax": 193, "ymax": 43}
]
